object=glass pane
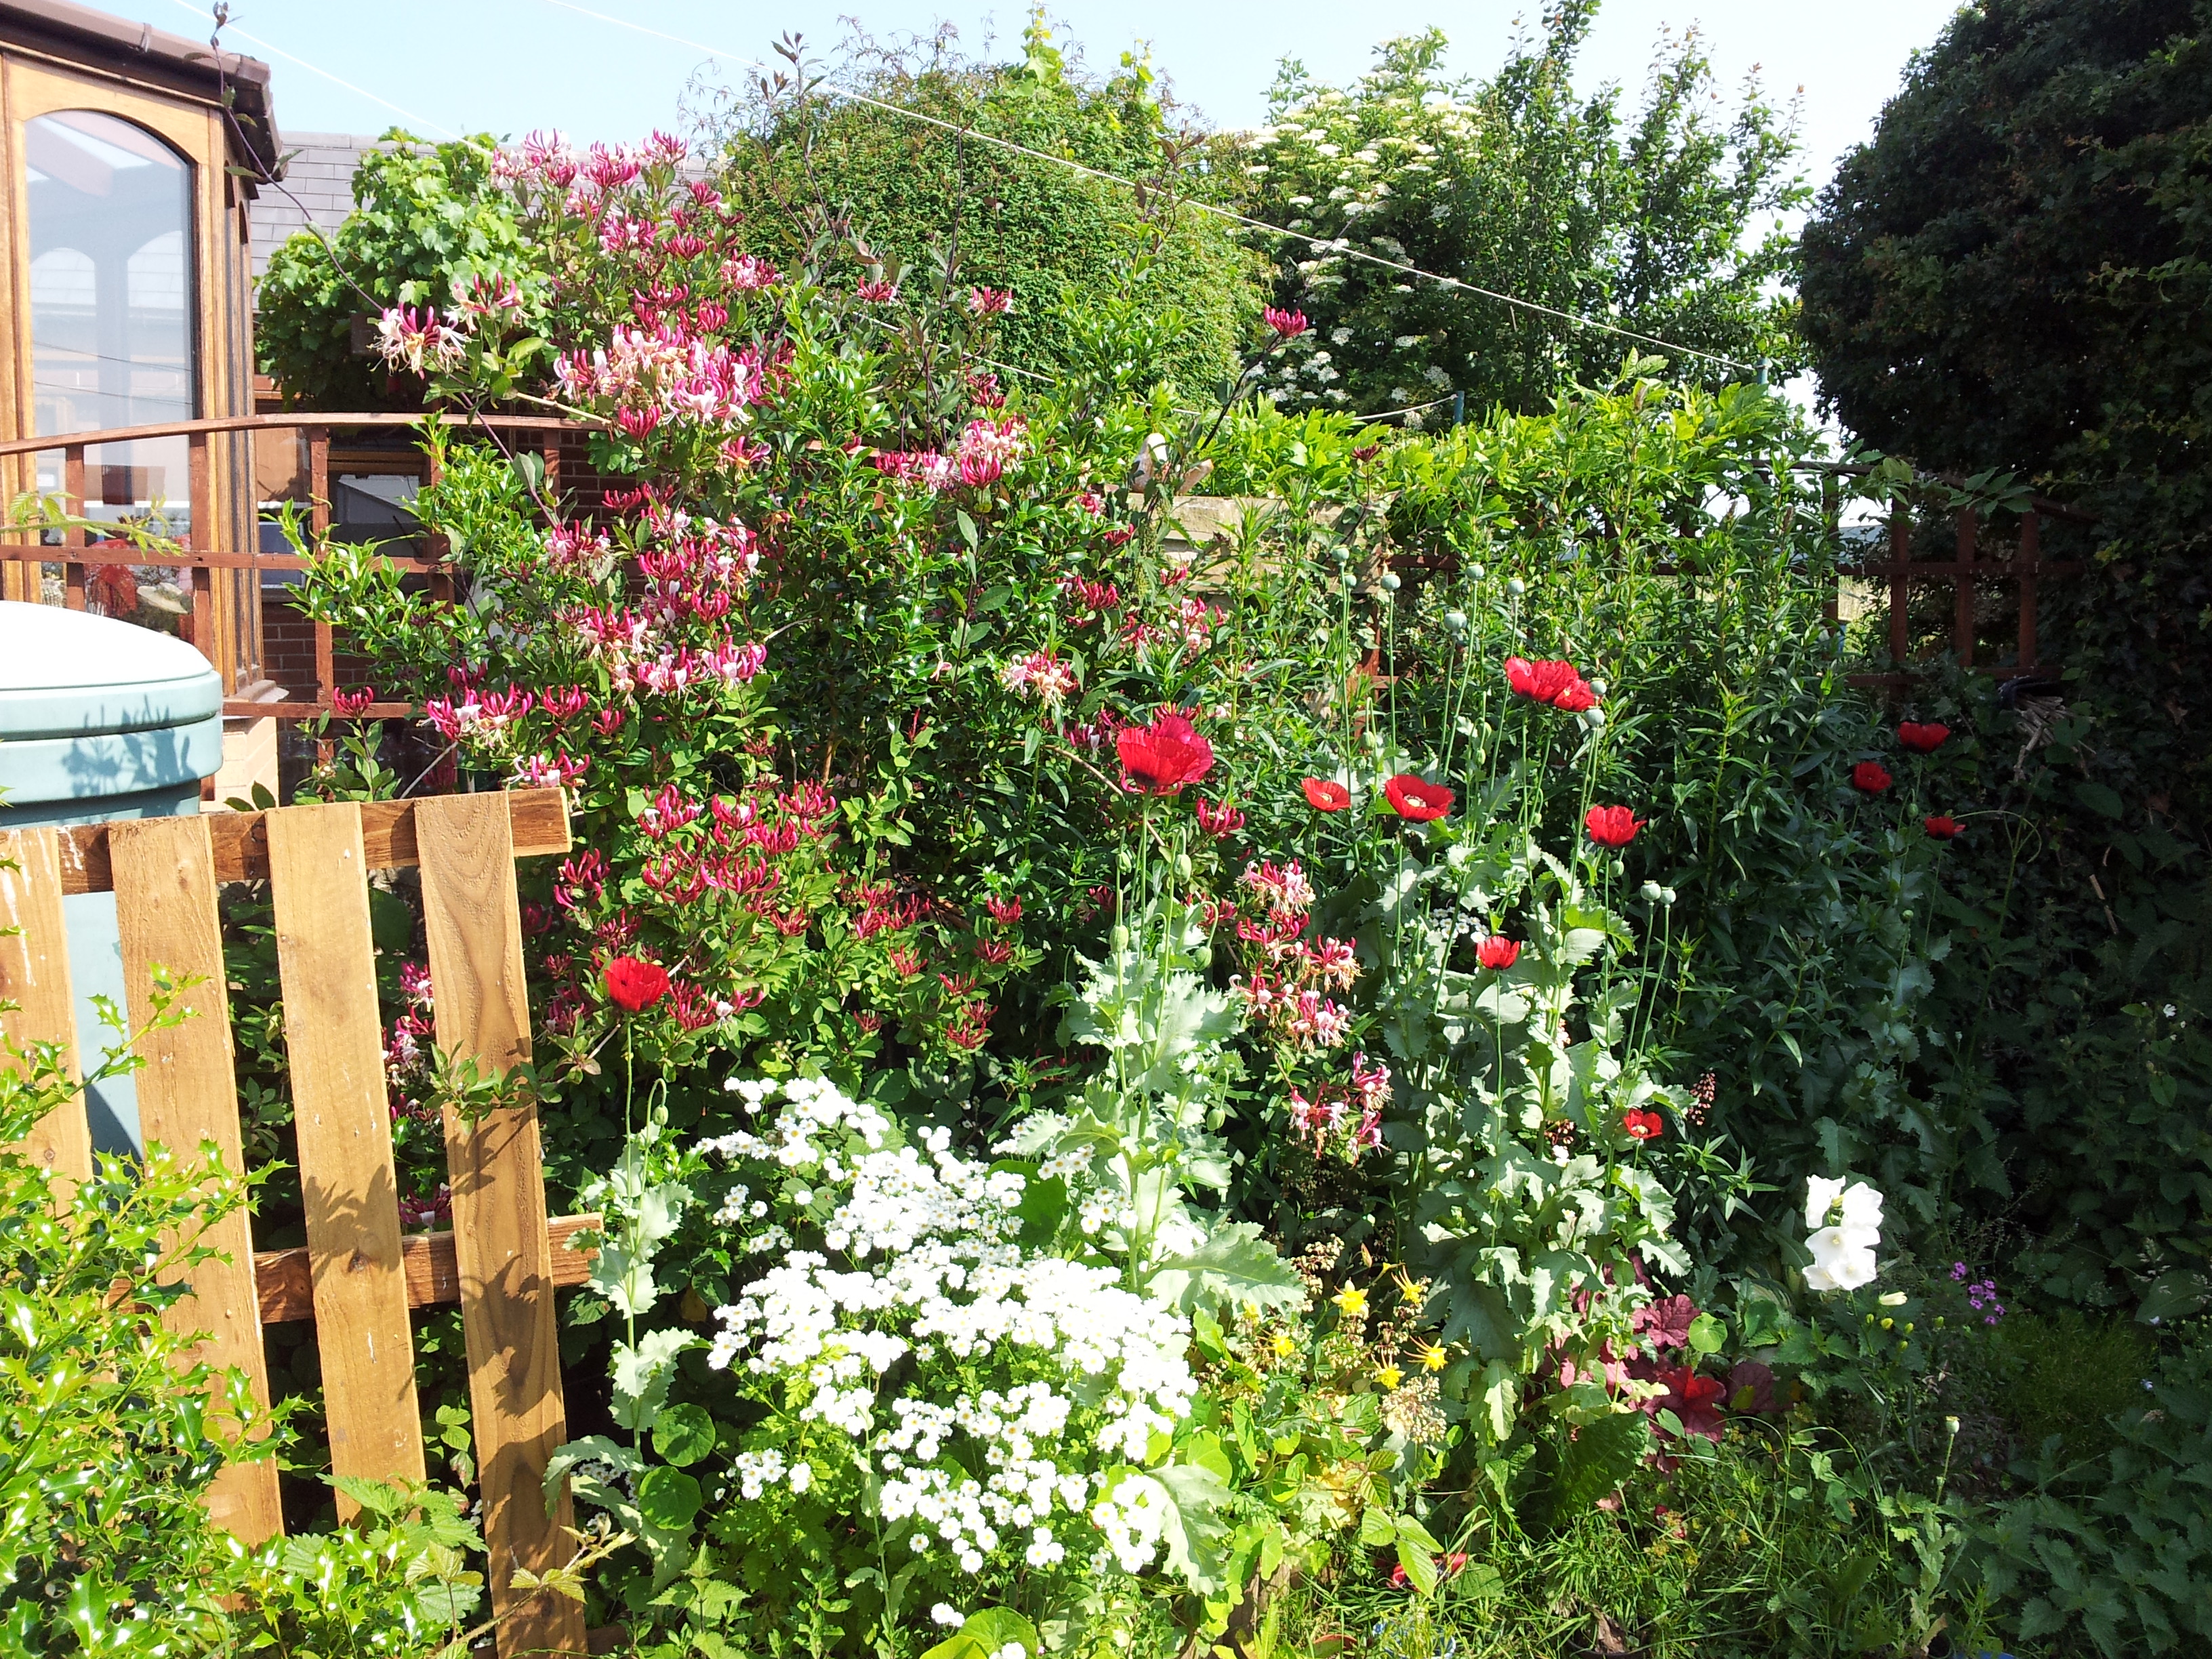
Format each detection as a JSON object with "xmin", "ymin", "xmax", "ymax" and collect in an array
[{"xmin": 25, "ymin": 110, "xmax": 194, "ymax": 547}]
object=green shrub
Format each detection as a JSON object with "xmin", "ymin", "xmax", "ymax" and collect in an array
[
  {"xmin": 1973, "ymin": 1326, "xmax": 2212, "ymax": 1657},
  {"xmin": 0, "ymin": 974, "xmax": 264, "ymax": 1653},
  {"xmin": 256, "ymin": 131, "xmax": 548, "ymax": 408}
]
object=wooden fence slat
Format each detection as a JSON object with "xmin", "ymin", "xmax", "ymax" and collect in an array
[
  {"xmin": 0, "ymin": 827, "xmax": 91, "ymax": 1192},
  {"xmin": 50, "ymin": 787, "xmax": 573, "ymax": 897},
  {"xmin": 266, "ymin": 802, "xmax": 426, "ymax": 1512},
  {"xmin": 415, "ymin": 793, "xmax": 585, "ymax": 1658},
  {"xmin": 253, "ymin": 1211, "xmax": 602, "ymax": 1324},
  {"xmin": 110, "ymin": 815, "xmax": 285, "ymax": 1544}
]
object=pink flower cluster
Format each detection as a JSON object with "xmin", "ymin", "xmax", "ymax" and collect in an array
[
  {"xmin": 871, "ymin": 417, "xmax": 1029, "ymax": 493},
  {"xmin": 999, "ymin": 650, "xmax": 1078, "ymax": 704},
  {"xmin": 555, "ymin": 320, "xmax": 764, "ymax": 431},
  {"xmin": 1288, "ymin": 1052, "xmax": 1391, "ymax": 1162}
]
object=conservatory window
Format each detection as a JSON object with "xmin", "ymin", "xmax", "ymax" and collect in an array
[{"xmin": 24, "ymin": 110, "xmax": 195, "ymax": 535}]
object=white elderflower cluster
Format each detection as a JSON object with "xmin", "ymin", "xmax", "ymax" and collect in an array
[{"xmin": 700, "ymin": 1076, "xmax": 1198, "ymax": 1580}]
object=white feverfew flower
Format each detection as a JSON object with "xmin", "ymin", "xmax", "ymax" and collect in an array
[{"xmin": 695, "ymin": 1076, "xmax": 1198, "ymax": 1578}]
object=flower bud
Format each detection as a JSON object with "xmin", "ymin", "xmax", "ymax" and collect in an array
[
  {"xmin": 1380, "ymin": 571, "xmax": 1401, "ymax": 592},
  {"xmin": 1589, "ymin": 678, "xmax": 1608, "ymax": 697},
  {"xmin": 1641, "ymin": 881, "xmax": 1664, "ymax": 903},
  {"xmin": 1507, "ymin": 578, "xmax": 1526, "ymax": 597},
  {"xmin": 1443, "ymin": 609, "xmax": 1468, "ymax": 632},
  {"xmin": 1582, "ymin": 708, "xmax": 1606, "ymax": 729},
  {"xmin": 1468, "ymin": 562, "xmax": 1486, "ymax": 581},
  {"xmin": 1944, "ymin": 1415, "xmax": 1961, "ymax": 1436}
]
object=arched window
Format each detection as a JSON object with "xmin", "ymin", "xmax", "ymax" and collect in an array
[{"xmin": 24, "ymin": 110, "xmax": 194, "ymax": 527}]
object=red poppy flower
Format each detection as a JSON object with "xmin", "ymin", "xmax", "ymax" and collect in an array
[
  {"xmin": 1504, "ymin": 655, "xmax": 1599, "ymax": 712},
  {"xmin": 1924, "ymin": 814, "xmax": 1963, "ymax": 840},
  {"xmin": 1476, "ymin": 935, "xmax": 1521, "ymax": 970},
  {"xmin": 1623, "ymin": 1108, "xmax": 1664, "ymax": 1141},
  {"xmin": 1584, "ymin": 804, "xmax": 1645, "ymax": 847},
  {"xmin": 1851, "ymin": 762, "xmax": 1893, "ymax": 794},
  {"xmin": 1897, "ymin": 721, "xmax": 1951, "ymax": 754},
  {"xmin": 1301, "ymin": 777, "xmax": 1351, "ymax": 813},
  {"xmin": 604, "ymin": 954, "xmax": 670, "ymax": 1012},
  {"xmin": 1384, "ymin": 774, "xmax": 1454, "ymax": 821},
  {"xmin": 1116, "ymin": 710, "xmax": 1215, "ymax": 796}
]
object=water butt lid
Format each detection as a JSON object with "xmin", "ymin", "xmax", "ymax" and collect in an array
[{"xmin": 0, "ymin": 600, "xmax": 223, "ymax": 740}]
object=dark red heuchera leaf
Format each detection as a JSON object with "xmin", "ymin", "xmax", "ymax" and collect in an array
[
  {"xmin": 1384, "ymin": 774, "xmax": 1454, "ymax": 821},
  {"xmin": 1647, "ymin": 1365, "xmax": 1727, "ymax": 1443},
  {"xmin": 1633, "ymin": 1294, "xmax": 1698, "ymax": 1353},
  {"xmin": 1851, "ymin": 761, "xmax": 1893, "ymax": 794},
  {"xmin": 1727, "ymin": 1359, "xmax": 1778, "ymax": 1414},
  {"xmin": 1116, "ymin": 710, "xmax": 1215, "ymax": 796},
  {"xmin": 605, "ymin": 954, "xmax": 671, "ymax": 1012},
  {"xmin": 1897, "ymin": 721, "xmax": 1951, "ymax": 753}
]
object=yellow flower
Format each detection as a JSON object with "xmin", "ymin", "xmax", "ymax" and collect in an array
[
  {"xmin": 1332, "ymin": 1287, "xmax": 1368, "ymax": 1319},
  {"xmin": 1376, "ymin": 1364, "xmax": 1404, "ymax": 1391},
  {"xmin": 1417, "ymin": 1342, "xmax": 1449, "ymax": 1372},
  {"xmin": 1271, "ymin": 1330, "xmax": 1298, "ymax": 1360}
]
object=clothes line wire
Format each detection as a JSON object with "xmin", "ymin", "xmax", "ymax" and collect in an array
[
  {"xmin": 167, "ymin": 0, "xmax": 461, "ymax": 139},
  {"xmin": 534, "ymin": 0, "xmax": 1760, "ymax": 376}
]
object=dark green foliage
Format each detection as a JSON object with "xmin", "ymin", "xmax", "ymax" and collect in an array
[
  {"xmin": 1973, "ymin": 1326, "xmax": 2212, "ymax": 1656},
  {"xmin": 1800, "ymin": 0, "xmax": 2212, "ymax": 478},
  {"xmin": 1801, "ymin": 0, "xmax": 2212, "ymax": 1316},
  {"xmin": 705, "ymin": 22, "xmax": 1262, "ymax": 396},
  {"xmin": 255, "ymin": 131, "xmax": 548, "ymax": 408},
  {"xmin": 1240, "ymin": 7, "xmax": 1806, "ymax": 419}
]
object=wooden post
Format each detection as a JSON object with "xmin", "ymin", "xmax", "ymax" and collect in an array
[
  {"xmin": 0, "ymin": 828, "xmax": 91, "ymax": 1194},
  {"xmin": 265, "ymin": 802, "xmax": 427, "ymax": 1511},
  {"xmin": 1954, "ymin": 506, "xmax": 1978, "ymax": 669},
  {"xmin": 1888, "ymin": 498, "xmax": 1910, "ymax": 667},
  {"xmin": 110, "ymin": 816, "xmax": 284, "ymax": 1544},
  {"xmin": 63, "ymin": 445, "xmax": 87, "ymax": 611},
  {"xmin": 2018, "ymin": 509, "xmax": 2041, "ymax": 674},
  {"xmin": 417, "ymin": 793, "xmax": 585, "ymax": 1657}
]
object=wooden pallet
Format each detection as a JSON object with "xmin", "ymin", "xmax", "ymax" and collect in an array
[{"xmin": 0, "ymin": 787, "xmax": 588, "ymax": 1657}]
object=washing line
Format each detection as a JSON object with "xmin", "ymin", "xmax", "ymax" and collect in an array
[
  {"xmin": 168, "ymin": 0, "xmax": 460, "ymax": 139},
  {"xmin": 533, "ymin": 0, "xmax": 1760, "ymax": 377}
]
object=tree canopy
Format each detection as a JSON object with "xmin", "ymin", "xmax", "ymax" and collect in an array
[
  {"xmin": 1234, "ymin": 5, "xmax": 1806, "ymax": 420},
  {"xmin": 1800, "ymin": 0, "xmax": 2212, "ymax": 480}
]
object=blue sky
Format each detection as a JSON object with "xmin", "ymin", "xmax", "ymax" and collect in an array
[{"xmin": 166, "ymin": 0, "xmax": 1964, "ymax": 195}]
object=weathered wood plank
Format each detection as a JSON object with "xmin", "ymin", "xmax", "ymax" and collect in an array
[
  {"xmin": 253, "ymin": 1212, "xmax": 602, "ymax": 1324},
  {"xmin": 266, "ymin": 802, "xmax": 426, "ymax": 1511},
  {"xmin": 51, "ymin": 787, "xmax": 572, "ymax": 895},
  {"xmin": 0, "ymin": 827, "xmax": 91, "ymax": 1192},
  {"xmin": 416, "ymin": 792, "xmax": 585, "ymax": 1656},
  {"xmin": 110, "ymin": 815, "xmax": 285, "ymax": 1545}
]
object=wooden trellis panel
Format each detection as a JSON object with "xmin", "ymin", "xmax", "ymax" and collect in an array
[
  {"xmin": 1, "ymin": 788, "xmax": 589, "ymax": 1658},
  {"xmin": 1846, "ymin": 500, "xmax": 2088, "ymax": 686}
]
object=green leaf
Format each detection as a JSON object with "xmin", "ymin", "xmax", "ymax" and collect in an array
[
  {"xmin": 1151, "ymin": 1464, "xmax": 1233, "ymax": 1595},
  {"xmin": 611, "ymin": 1329, "xmax": 701, "ymax": 1431},
  {"xmin": 651, "ymin": 1402, "xmax": 717, "ymax": 1467},
  {"xmin": 921, "ymin": 1608, "xmax": 1040, "ymax": 1659},
  {"xmin": 1145, "ymin": 1223, "xmax": 1308, "ymax": 1316},
  {"xmin": 2074, "ymin": 780, "xmax": 2125, "ymax": 819},
  {"xmin": 1687, "ymin": 1312, "xmax": 1727, "ymax": 1355},
  {"xmin": 636, "ymin": 1466, "xmax": 702, "ymax": 1532}
]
